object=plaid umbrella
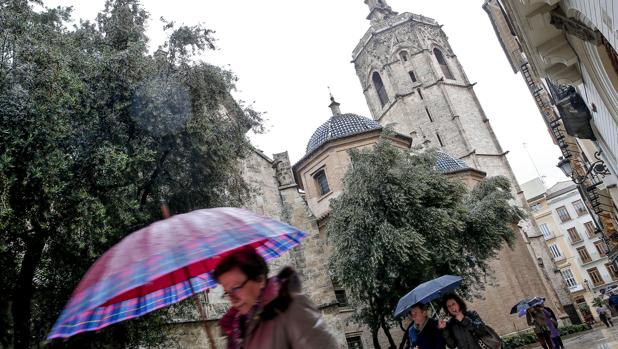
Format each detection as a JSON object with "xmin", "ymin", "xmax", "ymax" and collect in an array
[{"xmin": 48, "ymin": 207, "xmax": 307, "ymax": 340}]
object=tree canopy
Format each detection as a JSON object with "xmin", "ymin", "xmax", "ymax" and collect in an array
[
  {"xmin": 327, "ymin": 139, "xmax": 524, "ymax": 348},
  {"xmin": 0, "ymin": 0, "xmax": 262, "ymax": 347}
]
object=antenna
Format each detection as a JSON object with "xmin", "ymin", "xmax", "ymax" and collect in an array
[{"xmin": 523, "ymin": 142, "xmax": 544, "ymax": 185}]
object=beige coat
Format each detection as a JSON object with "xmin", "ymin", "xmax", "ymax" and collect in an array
[
  {"xmin": 220, "ymin": 270, "xmax": 338, "ymax": 349},
  {"xmin": 242, "ymin": 294, "xmax": 338, "ymax": 349}
]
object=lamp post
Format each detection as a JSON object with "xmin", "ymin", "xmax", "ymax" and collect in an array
[{"xmin": 556, "ymin": 152, "xmax": 610, "ymax": 184}]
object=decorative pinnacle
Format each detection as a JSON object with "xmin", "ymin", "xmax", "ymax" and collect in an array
[{"xmin": 327, "ymin": 87, "xmax": 342, "ymax": 116}]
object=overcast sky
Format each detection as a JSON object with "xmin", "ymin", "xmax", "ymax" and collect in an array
[{"xmin": 46, "ymin": 0, "xmax": 568, "ymax": 188}]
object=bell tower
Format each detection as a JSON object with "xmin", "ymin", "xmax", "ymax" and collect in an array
[{"xmin": 351, "ymin": 2, "xmax": 574, "ymax": 334}]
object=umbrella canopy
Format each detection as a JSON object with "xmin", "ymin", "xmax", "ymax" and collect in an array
[
  {"xmin": 510, "ymin": 297, "xmax": 545, "ymax": 317},
  {"xmin": 394, "ymin": 275, "xmax": 462, "ymax": 318},
  {"xmin": 48, "ymin": 207, "xmax": 307, "ymax": 339}
]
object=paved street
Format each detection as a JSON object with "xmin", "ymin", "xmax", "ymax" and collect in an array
[{"xmin": 529, "ymin": 325, "xmax": 618, "ymax": 349}]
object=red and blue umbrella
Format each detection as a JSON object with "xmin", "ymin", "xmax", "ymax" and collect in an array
[{"xmin": 48, "ymin": 207, "xmax": 307, "ymax": 339}]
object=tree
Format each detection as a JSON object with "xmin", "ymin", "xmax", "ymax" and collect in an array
[
  {"xmin": 0, "ymin": 0, "xmax": 262, "ymax": 347},
  {"xmin": 327, "ymin": 139, "xmax": 523, "ymax": 348}
]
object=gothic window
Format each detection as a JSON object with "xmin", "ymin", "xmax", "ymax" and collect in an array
[
  {"xmin": 314, "ymin": 169, "xmax": 330, "ymax": 196},
  {"xmin": 433, "ymin": 48, "xmax": 454, "ymax": 80},
  {"xmin": 408, "ymin": 70, "xmax": 417, "ymax": 82},
  {"xmin": 399, "ymin": 50, "xmax": 409, "ymax": 62},
  {"xmin": 372, "ymin": 72, "xmax": 389, "ymax": 107}
]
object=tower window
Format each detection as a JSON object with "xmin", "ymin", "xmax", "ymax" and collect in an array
[
  {"xmin": 408, "ymin": 70, "xmax": 417, "ymax": 82},
  {"xmin": 417, "ymin": 88, "xmax": 423, "ymax": 99},
  {"xmin": 314, "ymin": 169, "xmax": 330, "ymax": 196},
  {"xmin": 433, "ymin": 48, "xmax": 454, "ymax": 80},
  {"xmin": 436, "ymin": 132, "xmax": 444, "ymax": 147},
  {"xmin": 425, "ymin": 107, "xmax": 433, "ymax": 122},
  {"xmin": 399, "ymin": 51, "xmax": 409, "ymax": 62},
  {"xmin": 372, "ymin": 72, "xmax": 389, "ymax": 107}
]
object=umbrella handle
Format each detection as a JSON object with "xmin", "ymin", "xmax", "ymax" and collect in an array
[{"xmin": 192, "ymin": 291, "xmax": 217, "ymax": 349}]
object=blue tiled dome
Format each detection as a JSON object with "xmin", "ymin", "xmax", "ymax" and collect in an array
[
  {"xmin": 306, "ymin": 113, "xmax": 382, "ymax": 154},
  {"xmin": 435, "ymin": 151, "xmax": 469, "ymax": 173}
]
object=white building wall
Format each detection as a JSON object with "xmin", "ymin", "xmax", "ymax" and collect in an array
[{"xmin": 547, "ymin": 188, "xmax": 618, "ymax": 294}]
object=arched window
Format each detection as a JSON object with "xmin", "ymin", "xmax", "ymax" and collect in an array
[
  {"xmin": 433, "ymin": 48, "xmax": 454, "ymax": 80},
  {"xmin": 399, "ymin": 50, "xmax": 409, "ymax": 62},
  {"xmin": 372, "ymin": 71, "xmax": 389, "ymax": 107}
]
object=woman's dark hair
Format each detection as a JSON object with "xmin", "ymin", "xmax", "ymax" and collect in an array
[
  {"xmin": 213, "ymin": 246, "xmax": 268, "ymax": 282},
  {"xmin": 442, "ymin": 293, "xmax": 467, "ymax": 315}
]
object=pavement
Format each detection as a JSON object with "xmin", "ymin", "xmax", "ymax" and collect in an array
[{"xmin": 530, "ymin": 323, "xmax": 618, "ymax": 348}]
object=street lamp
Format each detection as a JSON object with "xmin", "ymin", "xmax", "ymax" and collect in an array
[{"xmin": 556, "ymin": 152, "xmax": 610, "ymax": 184}]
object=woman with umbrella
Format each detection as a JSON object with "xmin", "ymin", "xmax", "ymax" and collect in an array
[
  {"xmin": 214, "ymin": 246, "xmax": 338, "ymax": 349},
  {"xmin": 438, "ymin": 294, "xmax": 501, "ymax": 349}
]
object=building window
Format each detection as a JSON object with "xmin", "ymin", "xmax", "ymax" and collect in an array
[
  {"xmin": 572, "ymin": 200, "xmax": 587, "ymax": 216},
  {"xmin": 606, "ymin": 263, "xmax": 618, "ymax": 280},
  {"xmin": 433, "ymin": 48, "xmax": 454, "ymax": 80},
  {"xmin": 417, "ymin": 87, "xmax": 423, "ymax": 99},
  {"xmin": 556, "ymin": 206, "xmax": 572, "ymax": 223},
  {"xmin": 530, "ymin": 203, "xmax": 543, "ymax": 212},
  {"xmin": 399, "ymin": 50, "xmax": 409, "ymax": 62},
  {"xmin": 347, "ymin": 336, "xmax": 364, "ymax": 349},
  {"xmin": 587, "ymin": 267, "xmax": 604, "ymax": 286},
  {"xmin": 372, "ymin": 72, "xmax": 389, "ymax": 107},
  {"xmin": 577, "ymin": 246, "xmax": 592, "ymax": 263},
  {"xmin": 567, "ymin": 227, "xmax": 582, "ymax": 243},
  {"xmin": 425, "ymin": 107, "xmax": 433, "ymax": 122},
  {"xmin": 408, "ymin": 70, "xmax": 417, "ymax": 83},
  {"xmin": 561, "ymin": 268, "xmax": 577, "ymax": 288},
  {"xmin": 335, "ymin": 289, "xmax": 349, "ymax": 307},
  {"xmin": 584, "ymin": 221, "xmax": 596, "ymax": 238},
  {"xmin": 594, "ymin": 240, "xmax": 609, "ymax": 257},
  {"xmin": 314, "ymin": 170, "xmax": 330, "ymax": 196},
  {"xmin": 548, "ymin": 244, "xmax": 562, "ymax": 259},
  {"xmin": 538, "ymin": 223, "xmax": 552, "ymax": 238},
  {"xmin": 436, "ymin": 133, "xmax": 444, "ymax": 147}
]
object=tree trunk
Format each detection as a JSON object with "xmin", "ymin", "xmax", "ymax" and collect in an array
[
  {"xmin": 380, "ymin": 317, "xmax": 397, "ymax": 349},
  {"xmin": 12, "ymin": 234, "xmax": 46, "ymax": 349},
  {"xmin": 371, "ymin": 327, "xmax": 382, "ymax": 349}
]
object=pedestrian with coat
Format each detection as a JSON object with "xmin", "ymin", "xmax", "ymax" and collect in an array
[
  {"xmin": 404, "ymin": 303, "xmax": 446, "ymax": 349},
  {"xmin": 543, "ymin": 305, "xmax": 563, "ymax": 349},
  {"xmin": 597, "ymin": 304, "xmax": 614, "ymax": 328},
  {"xmin": 526, "ymin": 303, "xmax": 555, "ymax": 349},
  {"xmin": 439, "ymin": 294, "xmax": 502, "ymax": 349},
  {"xmin": 215, "ymin": 247, "xmax": 338, "ymax": 349}
]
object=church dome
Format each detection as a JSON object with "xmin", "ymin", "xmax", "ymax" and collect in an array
[
  {"xmin": 434, "ymin": 151, "xmax": 470, "ymax": 173},
  {"xmin": 306, "ymin": 113, "xmax": 382, "ymax": 154}
]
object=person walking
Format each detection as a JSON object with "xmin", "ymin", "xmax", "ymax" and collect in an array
[
  {"xmin": 438, "ymin": 294, "xmax": 501, "ymax": 349},
  {"xmin": 543, "ymin": 305, "xmax": 563, "ymax": 349},
  {"xmin": 597, "ymin": 304, "xmax": 615, "ymax": 328},
  {"xmin": 526, "ymin": 302, "xmax": 555, "ymax": 349},
  {"xmin": 404, "ymin": 303, "xmax": 446, "ymax": 349},
  {"xmin": 214, "ymin": 247, "xmax": 338, "ymax": 349}
]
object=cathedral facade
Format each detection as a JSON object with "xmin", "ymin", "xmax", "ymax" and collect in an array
[{"xmin": 173, "ymin": 1, "xmax": 577, "ymax": 348}]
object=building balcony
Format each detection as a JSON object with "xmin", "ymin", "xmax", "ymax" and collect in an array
[{"xmin": 568, "ymin": 284, "xmax": 585, "ymax": 293}]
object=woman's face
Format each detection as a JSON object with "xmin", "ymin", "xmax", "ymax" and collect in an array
[
  {"xmin": 446, "ymin": 299, "xmax": 461, "ymax": 316},
  {"xmin": 218, "ymin": 268, "xmax": 266, "ymax": 315}
]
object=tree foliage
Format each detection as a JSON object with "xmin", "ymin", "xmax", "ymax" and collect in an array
[
  {"xmin": 327, "ymin": 139, "xmax": 524, "ymax": 348},
  {"xmin": 0, "ymin": 0, "xmax": 262, "ymax": 347}
]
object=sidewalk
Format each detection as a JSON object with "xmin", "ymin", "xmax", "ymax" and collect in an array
[{"xmin": 525, "ymin": 323, "xmax": 618, "ymax": 348}]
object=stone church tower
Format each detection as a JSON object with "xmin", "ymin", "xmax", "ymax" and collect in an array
[{"xmin": 352, "ymin": 0, "xmax": 577, "ymax": 331}]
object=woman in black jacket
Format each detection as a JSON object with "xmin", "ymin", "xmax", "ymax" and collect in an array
[{"xmin": 438, "ymin": 294, "xmax": 497, "ymax": 349}]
